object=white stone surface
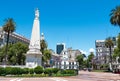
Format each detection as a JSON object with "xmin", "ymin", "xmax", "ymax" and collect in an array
[
  {"xmin": 29, "ymin": 9, "xmax": 40, "ymax": 50},
  {"xmin": 26, "ymin": 8, "xmax": 42, "ymax": 68}
]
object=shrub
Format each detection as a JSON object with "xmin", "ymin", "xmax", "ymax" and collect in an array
[
  {"xmin": 11, "ymin": 67, "xmax": 19, "ymax": 75},
  {"xmin": 5, "ymin": 67, "xmax": 12, "ymax": 75},
  {"xmin": 52, "ymin": 68, "xmax": 59, "ymax": 74},
  {"xmin": 100, "ymin": 64, "xmax": 109, "ymax": 70},
  {"xmin": 34, "ymin": 66, "xmax": 43, "ymax": 74},
  {"xmin": 0, "ymin": 67, "xmax": 5, "ymax": 75},
  {"xmin": 22, "ymin": 68, "xmax": 29, "ymax": 74},
  {"xmin": 10, "ymin": 67, "xmax": 23, "ymax": 75},
  {"xmin": 61, "ymin": 69, "xmax": 75, "ymax": 74},
  {"xmin": 44, "ymin": 68, "xmax": 52, "ymax": 74},
  {"xmin": 29, "ymin": 69, "xmax": 34, "ymax": 74},
  {"xmin": 61, "ymin": 70, "xmax": 66, "ymax": 74},
  {"xmin": 65, "ymin": 69, "xmax": 75, "ymax": 74}
]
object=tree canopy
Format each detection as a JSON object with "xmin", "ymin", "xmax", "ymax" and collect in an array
[
  {"xmin": 0, "ymin": 42, "xmax": 28, "ymax": 65},
  {"xmin": 110, "ymin": 6, "xmax": 120, "ymax": 27},
  {"xmin": 113, "ymin": 33, "xmax": 120, "ymax": 62},
  {"xmin": 40, "ymin": 39, "xmax": 51, "ymax": 67}
]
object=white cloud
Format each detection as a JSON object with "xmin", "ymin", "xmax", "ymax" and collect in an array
[
  {"xmin": 79, "ymin": 49, "xmax": 87, "ymax": 54},
  {"xmin": 89, "ymin": 48, "xmax": 95, "ymax": 53}
]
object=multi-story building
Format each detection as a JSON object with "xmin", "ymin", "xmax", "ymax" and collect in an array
[
  {"xmin": 50, "ymin": 49, "xmax": 61, "ymax": 67},
  {"xmin": 95, "ymin": 37, "xmax": 117, "ymax": 65},
  {"xmin": 64, "ymin": 48, "xmax": 81, "ymax": 61},
  {"xmin": 55, "ymin": 48, "xmax": 81, "ymax": 69},
  {"xmin": 0, "ymin": 28, "xmax": 30, "ymax": 47},
  {"xmin": 56, "ymin": 43, "xmax": 65, "ymax": 55}
]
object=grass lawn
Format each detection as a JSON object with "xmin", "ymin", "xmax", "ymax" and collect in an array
[{"xmin": 92, "ymin": 70, "xmax": 109, "ymax": 72}]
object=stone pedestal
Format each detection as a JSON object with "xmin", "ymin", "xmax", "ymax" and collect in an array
[{"xmin": 26, "ymin": 49, "xmax": 42, "ymax": 68}]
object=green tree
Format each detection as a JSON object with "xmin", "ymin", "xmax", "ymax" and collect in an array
[
  {"xmin": 76, "ymin": 54, "xmax": 84, "ymax": 69},
  {"xmin": 2, "ymin": 18, "xmax": 16, "ymax": 64},
  {"xmin": 117, "ymin": 33, "xmax": 120, "ymax": 50},
  {"xmin": 110, "ymin": 6, "xmax": 120, "ymax": 27},
  {"xmin": 40, "ymin": 39, "xmax": 48, "ymax": 66},
  {"xmin": 43, "ymin": 49, "xmax": 52, "ymax": 67},
  {"xmin": 83, "ymin": 59, "xmax": 89, "ymax": 68},
  {"xmin": 117, "ymin": 33, "xmax": 120, "ymax": 60},
  {"xmin": 10, "ymin": 56, "xmax": 16, "ymax": 65},
  {"xmin": 88, "ymin": 52, "xmax": 94, "ymax": 68},
  {"xmin": 88, "ymin": 52, "xmax": 94, "ymax": 62},
  {"xmin": 9, "ymin": 42, "xmax": 28, "ymax": 65},
  {"xmin": 40, "ymin": 40, "xmax": 47, "ymax": 54},
  {"xmin": 0, "ymin": 44, "xmax": 12, "ymax": 64},
  {"xmin": 112, "ymin": 33, "xmax": 120, "ymax": 62},
  {"xmin": 0, "ymin": 42, "xmax": 28, "ymax": 65},
  {"xmin": 105, "ymin": 37, "xmax": 114, "ymax": 65},
  {"xmin": 0, "ymin": 46, "xmax": 5, "ymax": 63},
  {"xmin": 112, "ymin": 48, "xmax": 119, "ymax": 61}
]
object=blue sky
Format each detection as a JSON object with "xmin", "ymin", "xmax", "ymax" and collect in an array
[{"xmin": 0, "ymin": 0, "xmax": 120, "ymax": 55}]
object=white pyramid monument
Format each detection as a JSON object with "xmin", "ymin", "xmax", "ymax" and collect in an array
[{"xmin": 26, "ymin": 8, "xmax": 42, "ymax": 68}]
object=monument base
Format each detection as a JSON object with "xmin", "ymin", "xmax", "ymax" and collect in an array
[{"xmin": 26, "ymin": 49, "xmax": 42, "ymax": 68}]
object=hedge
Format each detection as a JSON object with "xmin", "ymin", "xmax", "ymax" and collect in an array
[
  {"xmin": 0, "ymin": 66, "xmax": 77, "ymax": 76},
  {"xmin": 61, "ymin": 69, "xmax": 76, "ymax": 74},
  {"xmin": 22, "ymin": 68, "xmax": 29, "ymax": 74},
  {"xmin": 29, "ymin": 69, "xmax": 34, "ymax": 74},
  {"xmin": 5, "ymin": 67, "xmax": 12, "ymax": 75},
  {"xmin": 34, "ymin": 66, "xmax": 43, "ymax": 74},
  {"xmin": 52, "ymin": 68, "xmax": 59, "ymax": 74},
  {"xmin": 10, "ymin": 67, "xmax": 23, "ymax": 75},
  {"xmin": 0, "ymin": 67, "xmax": 5, "ymax": 75}
]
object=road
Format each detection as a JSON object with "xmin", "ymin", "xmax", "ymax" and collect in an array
[{"xmin": 0, "ymin": 71, "xmax": 120, "ymax": 81}]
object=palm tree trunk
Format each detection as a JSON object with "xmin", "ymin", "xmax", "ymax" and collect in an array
[
  {"xmin": 109, "ymin": 47, "xmax": 113, "ymax": 70},
  {"xmin": 5, "ymin": 31, "xmax": 10, "ymax": 65},
  {"xmin": 109, "ymin": 47, "xmax": 112, "ymax": 63}
]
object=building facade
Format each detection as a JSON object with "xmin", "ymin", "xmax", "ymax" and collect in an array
[
  {"xmin": 55, "ymin": 48, "xmax": 81, "ymax": 69},
  {"xmin": 0, "ymin": 28, "xmax": 29, "ymax": 47},
  {"xmin": 50, "ymin": 49, "xmax": 61, "ymax": 67},
  {"xmin": 95, "ymin": 37, "xmax": 117, "ymax": 66}
]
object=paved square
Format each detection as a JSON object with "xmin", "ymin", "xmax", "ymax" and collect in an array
[{"xmin": 0, "ymin": 71, "xmax": 120, "ymax": 81}]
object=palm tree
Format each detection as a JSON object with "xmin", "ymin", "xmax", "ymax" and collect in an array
[
  {"xmin": 43, "ymin": 49, "xmax": 51, "ymax": 67},
  {"xmin": 2, "ymin": 18, "xmax": 16, "ymax": 64},
  {"xmin": 40, "ymin": 39, "xmax": 48, "ymax": 66},
  {"xmin": 110, "ymin": 6, "xmax": 120, "ymax": 27},
  {"xmin": 105, "ymin": 37, "xmax": 114, "ymax": 69},
  {"xmin": 40, "ymin": 40, "xmax": 47, "ymax": 54}
]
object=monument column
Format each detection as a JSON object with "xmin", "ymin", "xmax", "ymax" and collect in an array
[{"xmin": 26, "ymin": 8, "xmax": 42, "ymax": 68}]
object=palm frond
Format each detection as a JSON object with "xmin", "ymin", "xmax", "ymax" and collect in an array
[
  {"xmin": 110, "ymin": 6, "xmax": 120, "ymax": 27},
  {"xmin": 3, "ymin": 18, "xmax": 16, "ymax": 33}
]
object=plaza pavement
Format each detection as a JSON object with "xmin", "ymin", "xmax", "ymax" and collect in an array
[
  {"xmin": 0, "ymin": 71, "xmax": 120, "ymax": 81},
  {"xmin": 74, "ymin": 71, "xmax": 120, "ymax": 81}
]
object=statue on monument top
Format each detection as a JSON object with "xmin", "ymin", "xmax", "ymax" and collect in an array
[{"xmin": 35, "ymin": 8, "xmax": 39, "ymax": 19}]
